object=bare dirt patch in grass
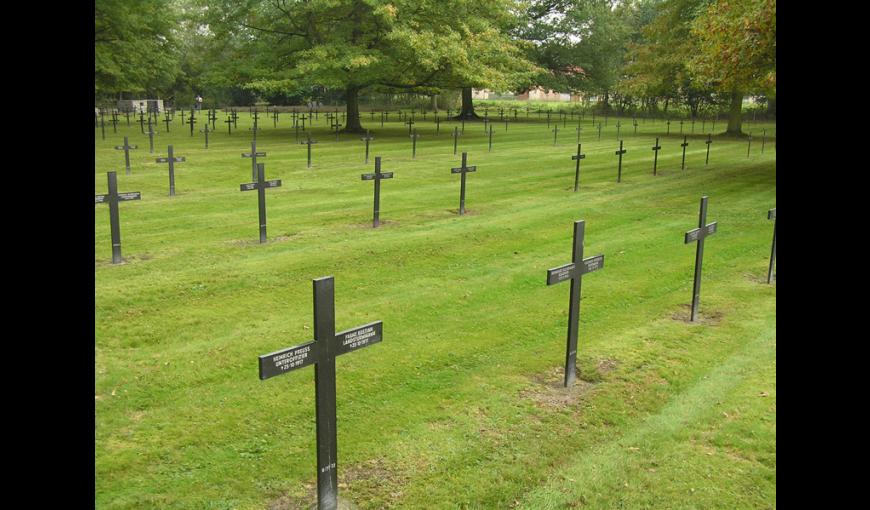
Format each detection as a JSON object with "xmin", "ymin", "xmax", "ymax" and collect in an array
[
  {"xmin": 519, "ymin": 366, "xmax": 598, "ymax": 409},
  {"xmin": 266, "ymin": 458, "xmax": 408, "ymax": 510},
  {"xmin": 671, "ymin": 304, "xmax": 723, "ymax": 325}
]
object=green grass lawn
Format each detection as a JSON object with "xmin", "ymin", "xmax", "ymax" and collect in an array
[{"xmin": 95, "ymin": 109, "xmax": 775, "ymax": 509}]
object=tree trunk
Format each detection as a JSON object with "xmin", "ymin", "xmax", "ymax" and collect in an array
[
  {"xmin": 454, "ymin": 87, "xmax": 481, "ymax": 120},
  {"xmin": 344, "ymin": 85, "xmax": 364, "ymax": 133},
  {"xmin": 726, "ymin": 90, "xmax": 743, "ymax": 135}
]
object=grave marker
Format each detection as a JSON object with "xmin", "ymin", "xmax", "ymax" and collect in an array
[
  {"xmin": 615, "ymin": 140, "xmax": 627, "ymax": 182},
  {"xmin": 257, "ymin": 276, "xmax": 383, "ymax": 510},
  {"xmin": 680, "ymin": 135, "xmax": 689, "ymax": 170},
  {"xmin": 242, "ymin": 141, "xmax": 267, "ymax": 181},
  {"xmin": 360, "ymin": 130, "xmax": 374, "ymax": 164},
  {"xmin": 767, "ymin": 208, "xmax": 776, "ymax": 284},
  {"xmin": 360, "ymin": 156, "xmax": 394, "ymax": 228},
  {"xmin": 450, "ymin": 152, "xmax": 476, "ymax": 215},
  {"xmin": 95, "ymin": 171, "xmax": 141, "ymax": 264},
  {"xmin": 683, "ymin": 196, "xmax": 718, "ymax": 321},
  {"xmin": 545, "ymin": 220, "xmax": 604, "ymax": 387},
  {"xmin": 240, "ymin": 162, "xmax": 281, "ymax": 243},
  {"xmin": 155, "ymin": 145, "xmax": 186, "ymax": 196},
  {"xmin": 652, "ymin": 137, "xmax": 661, "ymax": 176},
  {"xmin": 488, "ymin": 125, "xmax": 493, "ymax": 152},
  {"xmin": 301, "ymin": 135, "xmax": 318, "ymax": 168},
  {"xmin": 552, "ymin": 125, "xmax": 559, "ymax": 145},
  {"xmin": 572, "ymin": 143, "xmax": 585, "ymax": 192},
  {"xmin": 187, "ymin": 109, "xmax": 197, "ymax": 136},
  {"xmin": 410, "ymin": 128, "xmax": 420, "ymax": 159},
  {"xmin": 705, "ymin": 134, "xmax": 712, "ymax": 165},
  {"xmin": 114, "ymin": 137, "xmax": 138, "ymax": 175},
  {"xmin": 452, "ymin": 127, "xmax": 461, "ymax": 155},
  {"xmin": 200, "ymin": 123, "xmax": 211, "ymax": 149}
]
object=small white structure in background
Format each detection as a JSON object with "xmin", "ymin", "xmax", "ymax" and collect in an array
[{"xmin": 117, "ymin": 99, "xmax": 164, "ymax": 113}]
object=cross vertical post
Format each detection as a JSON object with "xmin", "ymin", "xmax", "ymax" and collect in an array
[
  {"xmin": 683, "ymin": 196, "xmax": 718, "ymax": 321},
  {"xmin": 705, "ymin": 134, "xmax": 712, "ymax": 165},
  {"xmin": 360, "ymin": 130, "xmax": 373, "ymax": 164},
  {"xmin": 114, "ymin": 137, "xmax": 138, "ymax": 175},
  {"xmin": 240, "ymin": 162, "xmax": 281, "ymax": 243},
  {"xmin": 451, "ymin": 152, "xmax": 477, "ymax": 216},
  {"xmin": 572, "ymin": 143, "xmax": 585, "ymax": 192},
  {"xmin": 680, "ymin": 135, "xmax": 689, "ymax": 170},
  {"xmin": 95, "ymin": 171, "xmax": 141, "ymax": 264},
  {"xmin": 767, "ymin": 208, "xmax": 776, "ymax": 284},
  {"xmin": 615, "ymin": 140, "xmax": 627, "ymax": 182},
  {"xmin": 242, "ymin": 141, "xmax": 267, "ymax": 182},
  {"xmin": 155, "ymin": 145, "xmax": 186, "ymax": 196},
  {"xmin": 652, "ymin": 137, "xmax": 661, "ymax": 176},
  {"xmin": 545, "ymin": 220, "xmax": 604, "ymax": 387},
  {"xmin": 361, "ymin": 156, "xmax": 394, "ymax": 228},
  {"xmin": 257, "ymin": 277, "xmax": 384, "ymax": 510},
  {"xmin": 410, "ymin": 128, "xmax": 420, "ymax": 159}
]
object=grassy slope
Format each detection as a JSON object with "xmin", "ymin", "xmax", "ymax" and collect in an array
[{"xmin": 95, "ymin": 110, "xmax": 775, "ymax": 509}]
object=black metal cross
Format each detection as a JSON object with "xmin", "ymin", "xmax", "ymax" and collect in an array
[
  {"xmin": 257, "ymin": 276, "xmax": 383, "ymax": 510},
  {"xmin": 155, "ymin": 145, "xmax": 186, "ymax": 196},
  {"xmin": 146, "ymin": 120, "xmax": 156, "ymax": 154},
  {"xmin": 163, "ymin": 112, "xmax": 172, "ymax": 132},
  {"xmin": 680, "ymin": 135, "xmax": 689, "ymax": 170},
  {"xmin": 410, "ymin": 128, "xmax": 420, "ymax": 159},
  {"xmin": 114, "ymin": 137, "xmax": 138, "ymax": 175},
  {"xmin": 616, "ymin": 120, "xmax": 621, "ymax": 139},
  {"xmin": 139, "ymin": 110, "xmax": 146, "ymax": 134},
  {"xmin": 572, "ymin": 143, "xmax": 585, "ymax": 192},
  {"xmin": 301, "ymin": 135, "xmax": 318, "ymax": 168},
  {"xmin": 633, "ymin": 118, "xmax": 638, "ymax": 135},
  {"xmin": 767, "ymin": 208, "xmax": 776, "ymax": 284},
  {"xmin": 545, "ymin": 219, "xmax": 604, "ymax": 387},
  {"xmin": 405, "ymin": 117, "xmax": 415, "ymax": 135},
  {"xmin": 761, "ymin": 129, "xmax": 766, "ymax": 153},
  {"xmin": 240, "ymin": 162, "xmax": 281, "ymax": 243},
  {"xmin": 747, "ymin": 131, "xmax": 752, "ymax": 157},
  {"xmin": 615, "ymin": 140, "xmax": 627, "ymax": 182},
  {"xmin": 488, "ymin": 124, "xmax": 493, "ymax": 152},
  {"xmin": 451, "ymin": 152, "xmax": 476, "ymax": 215},
  {"xmin": 225, "ymin": 115, "xmax": 233, "ymax": 135},
  {"xmin": 705, "ymin": 134, "xmax": 712, "ymax": 165},
  {"xmin": 360, "ymin": 130, "xmax": 374, "ymax": 164},
  {"xmin": 242, "ymin": 141, "xmax": 267, "ymax": 181},
  {"xmin": 652, "ymin": 137, "xmax": 661, "ymax": 176},
  {"xmin": 200, "ymin": 123, "xmax": 211, "ymax": 149},
  {"xmin": 250, "ymin": 114, "xmax": 261, "ymax": 142},
  {"xmin": 95, "ymin": 171, "xmax": 141, "ymax": 264},
  {"xmin": 453, "ymin": 127, "xmax": 462, "ymax": 155},
  {"xmin": 597, "ymin": 122, "xmax": 602, "ymax": 141},
  {"xmin": 332, "ymin": 120, "xmax": 341, "ymax": 142},
  {"xmin": 435, "ymin": 114, "xmax": 441, "ymax": 135},
  {"xmin": 683, "ymin": 196, "xmax": 718, "ymax": 322},
  {"xmin": 361, "ymin": 156, "xmax": 394, "ymax": 228},
  {"xmin": 552, "ymin": 125, "xmax": 559, "ymax": 146},
  {"xmin": 187, "ymin": 109, "xmax": 197, "ymax": 136},
  {"xmin": 666, "ymin": 119, "xmax": 670, "ymax": 135}
]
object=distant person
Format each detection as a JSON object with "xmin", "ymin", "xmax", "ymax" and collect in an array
[{"xmin": 195, "ymin": 95, "xmax": 203, "ymax": 111}]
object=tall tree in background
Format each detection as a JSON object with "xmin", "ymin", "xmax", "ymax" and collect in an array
[
  {"xmin": 95, "ymin": 0, "xmax": 182, "ymax": 100},
  {"xmin": 689, "ymin": 0, "xmax": 776, "ymax": 134},
  {"xmin": 514, "ymin": 0, "xmax": 632, "ymax": 111},
  {"xmin": 199, "ymin": 0, "xmax": 534, "ymax": 130}
]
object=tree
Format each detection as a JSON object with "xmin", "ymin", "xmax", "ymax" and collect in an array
[
  {"xmin": 95, "ymin": 0, "xmax": 182, "ymax": 99},
  {"xmin": 689, "ymin": 0, "xmax": 776, "ymax": 134},
  {"xmin": 197, "ymin": 0, "xmax": 534, "ymax": 131}
]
